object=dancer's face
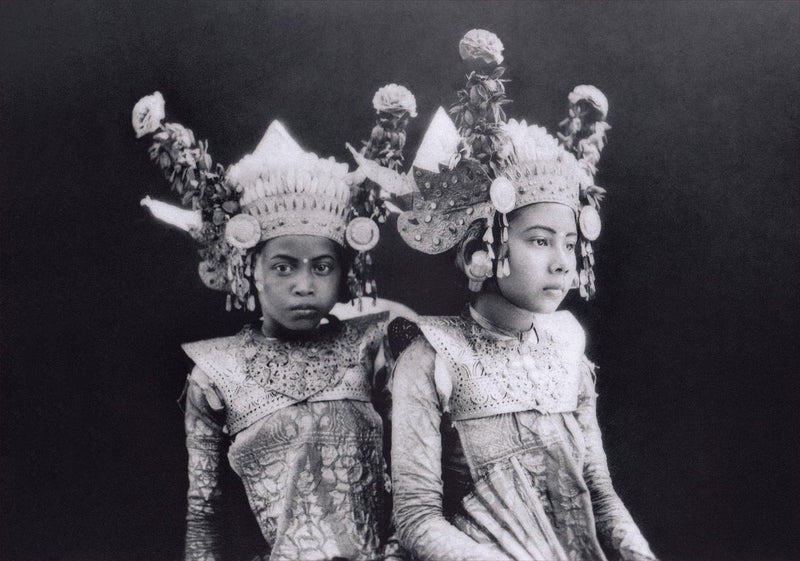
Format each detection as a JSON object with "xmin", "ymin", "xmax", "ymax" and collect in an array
[
  {"xmin": 254, "ymin": 235, "xmax": 342, "ymax": 335},
  {"xmin": 497, "ymin": 203, "xmax": 578, "ymax": 314}
]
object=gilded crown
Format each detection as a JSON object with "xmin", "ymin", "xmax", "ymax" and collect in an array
[
  {"xmin": 497, "ymin": 119, "xmax": 587, "ymax": 213},
  {"xmin": 388, "ymin": 111, "xmax": 598, "ymax": 255},
  {"xmin": 356, "ymin": 29, "xmax": 610, "ymax": 298},
  {"xmin": 135, "ymin": 86, "xmax": 414, "ymax": 310},
  {"xmin": 223, "ymin": 121, "xmax": 355, "ymax": 249}
]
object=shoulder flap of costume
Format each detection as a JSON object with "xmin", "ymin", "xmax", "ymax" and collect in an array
[
  {"xmin": 340, "ymin": 311, "xmax": 390, "ymax": 350},
  {"xmin": 182, "ymin": 333, "xmax": 246, "ymax": 388},
  {"xmin": 417, "ymin": 315, "xmax": 475, "ymax": 366}
]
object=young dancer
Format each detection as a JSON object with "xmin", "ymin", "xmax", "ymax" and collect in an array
[
  {"xmin": 361, "ymin": 30, "xmax": 657, "ymax": 561},
  {"xmin": 133, "ymin": 91, "xmax": 413, "ymax": 560}
]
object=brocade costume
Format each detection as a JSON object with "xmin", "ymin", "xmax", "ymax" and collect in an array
[
  {"xmin": 391, "ymin": 309, "xmax": 656, "ymax": 561},
  {"xmin": 182, "ymin": 314, "xmax": 390, "ymax": 561},
  {"xmin": 133, "ymin": 90, "xmax": 416, "ymax": 561}
]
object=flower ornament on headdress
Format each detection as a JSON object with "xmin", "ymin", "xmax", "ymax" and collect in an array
[
  {"xmin": 132, "ymin": 92, "xmax": 166, "ymax": 138},
  {"xmin": 459, "ymin": 29, "xmax": 505, "ymax": 68},
  {"xmin": 450, "ymin": 29, "xmax": 513, "ymax": 176},
  {"xmin": 372, "ymin": 83, "xmax": 418, "ymax": 119},
  {"xmin": 359, "ymin": 30, "xmax": 611, "ymax": 300},
  {"xmin": 133, "ymin": 93, "xmax": 385, "ymax": 311},
  {"xmin": 342, "ymin": 84, "xmax": 418, "ymax": 305}
]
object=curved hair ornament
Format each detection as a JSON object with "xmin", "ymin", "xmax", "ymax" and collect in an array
[
  {"xmin": 140, "ymin": 196, "xmax": 203, "ymax": 233},
  {"xmin": 346, "ymin": 144, "xmax": 415, "ymax": 196},
  {"xmin": 396, "ymin": 160, "xmax": 494, "ymax": 255}
]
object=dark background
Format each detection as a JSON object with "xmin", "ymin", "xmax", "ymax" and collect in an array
[{"xmin": 1, "ymin": 2, "xmax": 798, "ymax": 560}]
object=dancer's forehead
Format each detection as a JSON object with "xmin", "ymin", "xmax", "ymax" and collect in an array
[
  {"xmin": 259, "ymin": 235, "xmax": 339, "ymax": 262},
  {"xmin": 509, "ymin": 203, "xmax": 577, "ymax": 237}
]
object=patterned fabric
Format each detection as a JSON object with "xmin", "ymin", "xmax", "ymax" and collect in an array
[
  {"xmin": 418, "ymin": 313, "xmax": 585, "ymax": 419},
  {"xmin": 185, "ymin": 381, "xmax": 227, "ymax": 561},
  {"xmin": 182, "ymin": 314, "xmax": 386, "ymax": 434},
  {"xmin": 183, "ymin": 314, "xmax": 390, "ymax": 561},
  {"xmin": 391, "ymin": 312, "xmax": 657, "ymax": 561},
  {"xmin": 229, "ymin": 401, "xmax": 385, "ymax": 561}
]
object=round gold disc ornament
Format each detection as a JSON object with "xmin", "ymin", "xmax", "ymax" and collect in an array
[
  {"xmin": 578, "ymin": 205, "xmax": 602, "ymax": 241},
  {"xmin": 224, "ymin": 214, "xmax": 262, "ymax": 249},
  {"xmin": 345, "ymin": 217, "xmax": 380, "ymax": 251},
  {"xmin": 489, "ymin": 177, "xmax": 516, "ymax": 214}
]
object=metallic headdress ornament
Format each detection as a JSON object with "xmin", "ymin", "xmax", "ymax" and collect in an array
[
  {"xmin": 224, "ymin": 120, "xmax": 355, "ymax": 248},
  {"xmin": 133, "ymin": 93, "xmax": 388, "ymax": 311},
  {"xmin": 359, "ymin": 30, "xmax": 610, "ymax": 299}
]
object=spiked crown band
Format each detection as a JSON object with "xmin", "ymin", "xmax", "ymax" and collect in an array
[{"xmin": 223, "ymin": 122, "xmax": 355, "ymax": 249}]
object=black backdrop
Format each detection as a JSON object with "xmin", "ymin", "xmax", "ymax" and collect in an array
[{"xmin": 1, "ymin": 2, "xmax": 798, "ymax": 560}]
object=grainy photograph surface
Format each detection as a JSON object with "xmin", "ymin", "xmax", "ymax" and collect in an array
[{"xmin": 1, "ymin": 2, "xmax": 798, "ymax": 560}]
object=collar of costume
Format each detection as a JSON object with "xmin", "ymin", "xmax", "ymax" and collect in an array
[
  {"xmin": 417, "ymin": 311, "xmax": 586, "ymax": 420},
  {"xmin": 182, "ymin": 312, "xmax": 388, "ymax": 434},
  {"xmin": 467, "ymin": 305, "xmax": 537, "ymax": 343}
]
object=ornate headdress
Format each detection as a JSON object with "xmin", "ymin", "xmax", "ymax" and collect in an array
[
  {"xmin": 357, "ymin": 30, "xmax": 610, "ymax": 299},
  {"xmin": 133, "ymin": 88, "xmax": 415, "ymax": 310}
]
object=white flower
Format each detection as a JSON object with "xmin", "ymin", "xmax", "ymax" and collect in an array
[
  {"xmin": 132, "ymin": 92, "xmax": 165, "ymax": 138},
  {"xmin": 459, "ymin": 29, "xmax": 504, "ymax": 66},
  {"xmin": 372, "ymin": 84, "xmax": 418, "ymax": 117},
  {"xmin": 568, "ymin": 85, "xmax": 609, "ymax": 120}
]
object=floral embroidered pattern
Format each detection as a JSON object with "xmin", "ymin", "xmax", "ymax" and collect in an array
[
  {"xmin": 419, "ymin": 314, "xmax": 583, "ymax": 420},
  {"xmin": 183, "ymin": 313, "xmax": 392, "ymax": 560},
  {"xmin": 229, "ymin": 401, "xmax": 385, "ymax": 560},
  {"xmin": 184, "ymin": 381, "xmax": 227, "ymax": 561},
  {"xmin": 182, "ymin": 314, "xmax": 387, "ymax": 434}
]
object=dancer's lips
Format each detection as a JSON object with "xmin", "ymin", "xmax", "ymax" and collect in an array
[
  {"xmin": 289, "ymin": 305, "xmax": 321, "ymax": 317},
  {"xmin": 542, "ymin": 284, "xmax": 565, "ymax": 295}
]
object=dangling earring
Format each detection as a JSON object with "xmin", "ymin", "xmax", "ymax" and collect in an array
[
  {"xmin": 255, "ymin": 281, "xmax": 264, "ymax": 292},
  {"xmin": 570, "ymin": 271, "xmax": 580, "ymax": 290}
]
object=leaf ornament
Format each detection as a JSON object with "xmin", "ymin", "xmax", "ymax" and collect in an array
[{"xmin": 133, "ymin": 92, "xmax": 255, "ymax": 311}]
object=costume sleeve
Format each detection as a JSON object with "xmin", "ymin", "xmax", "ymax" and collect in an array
[
  {"xmin": 183, "ymin": 368, "xmax": 228, "ymax": 561},
  {"xmin": 576, "ymin": 358, "xmax": 657, "ymax": 561},
  {"xmin": 391, "ymin": 337, "xmax": 512, "ymax": 561}
]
